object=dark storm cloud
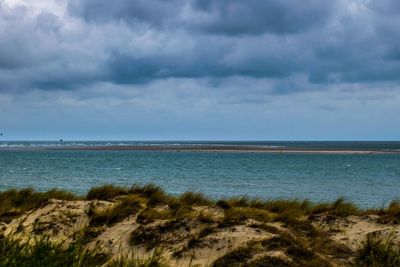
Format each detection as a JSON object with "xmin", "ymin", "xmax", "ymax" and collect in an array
[
  {"xmin": 67, "ymin": 0, "xmax": 182, "ymax": 27},
  {"xmin": 188, "ymin": 0, "xmax": 336, "ymax": 35},
  {"xmin": 70, "ymin": 0, "xmax": 336, "ymax": 35},
  {"xmin": 0, "ymin": 0, "xmax": 400, "ymax": 93},
  {"xmin": 106, "ymin": 37, "xmax": 297, "ymax": 84}
]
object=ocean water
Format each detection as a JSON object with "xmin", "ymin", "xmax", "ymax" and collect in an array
[{"xmin": 1, "ymin": 141, "xmax": 400, "ymax": 208}]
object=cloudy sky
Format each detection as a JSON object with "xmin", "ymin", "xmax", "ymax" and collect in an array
[{"xmin": 0, "ymin": 0, "xmax": 399, "ymax": 140}]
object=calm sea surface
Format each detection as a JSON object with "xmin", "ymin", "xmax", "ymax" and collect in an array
[{"xmin": 1, "ymin": 141, "xmax": 400, "ymax": 208}]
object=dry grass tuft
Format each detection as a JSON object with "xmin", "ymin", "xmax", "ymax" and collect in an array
[
  {"xmin": 178, "ymin": 191, "xmax": 213, "ymax": 206},
  {"xmin": 371, "ymin": 200, "xmax": 400, "ymax": 224},
  {"xmin": 86, "ymin": 185, "xmax": 128, "ymax": 201},
  {"xmin": 355, "ymin": 234, "xmax": 400, "ymax": 267},
  {"xmin": 129, "ymin": 184, "xmax": 174, "ymax": 207},
  {"xmin": 222, "ymin": 207, "xmax": 273, "ymax": 226},
  {"xmin": 310, "ymin": 197, "xmax": 359, "ymax": 217},
  {"xmin": 89, "ymin": 195, "xmax": 143, "ymax": 226},
  {"xmin": 0, "ymin": 188, "xmax": 78, "ymax": 222}
]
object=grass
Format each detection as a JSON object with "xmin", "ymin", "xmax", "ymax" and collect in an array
[
  {"xmin": 0, "ymin": 188, "xmax": 78, "ymax": 223},
  {"xmin": 89, "ymin": 195, "xmax": 144, "ymax": 226},
  {"xmin": 107, "ymin": 248, "xmax": 163, "ymax": 267},
  {"xmin": 130, "ymin": 218, "xmax": 195, "ymax": 251},
  {"xmin": 3, "ymin": 184, "xmax": 400, "ymax": 266},
  {"xmin": 197, "ymin": 209, "xmax": 218, "ymax": 223},
  {"xmin": 0, "ymin": 235, "xmax": 165, "ymax": 267},
  {"xmin": 136, "ymin": 208, "xmax": 175, "ymax": 224},
  {"xmin": 86, "ymin": 185, "xmax": 128, "ymax": 201},
  {"xmin": 0, "ymin": 185, "xmax": 363, "ymax": 226},
  {"xmin": 355, "ymin": 234, "xmax": 400, "ymax": 267},
  {"xmin": 371, "ymin": 200, "xmax": 400, "ymax": 224},
  {"xmin": 136, "ymin": 204, "xmax": 196, "ymax": 224},
  {"xmin": 129, "ymin": 184, "xmax": 174, "ymax": 207},
  {"xmin": 309, "ymin": 197, "xmax": 359, "ymax": 217},
  {"xmin": 178, "ymin": 191, "xmax": 213, "ymax": 206},
  {"xmin": 0, "ymin": 235, "xmax": 108, "ymax": 267},
  {"xmin": 221, "ymin": 207, "xmax": 273, "ymax": 226},
  {"xmin": 213, "ymin": 232, "xmax": 331, "ymax": 267}
]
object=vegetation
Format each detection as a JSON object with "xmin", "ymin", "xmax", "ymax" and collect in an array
[
  {"xmin": 0, "ymin": 188, "xmax": 78, "ymax": 223},
  {"xmin": 88, "ymin": 195, "xmax": 144, "ymax": 226},
  {"xmin": 86, "ymin": 185, "xmax": 128, "ymax": 201},
  {"xmin": 0, "ymin": 236, "xmax": 107, "ymax": 267},
  {"xmin": 1, "ymin": 184, "xmax": 400, "ymax": 266},
  {"xmin": 0, "ymin": 235, "xmax": 164, "ymax": 267},
  {"xmin": 106, "ymin": 249, "xmax": 163, "ymax": 267},
  {"xmin": 178, "ymin": 191, "xmax": 213, "ymax": 206},
  {"xmin": 371, "ymin": 200, "xmax": 400, "ymax": 224},
  {"xmin": 355, "ymin": 234, "xmax": 400, "ymax": 267},
  {"xmin": 221, "ymin": 207, "xmax": 273, "ymax": 226}
]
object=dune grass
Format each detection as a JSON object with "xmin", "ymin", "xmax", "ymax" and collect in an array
[
  {"xmin": 0, "ymin": 235, "xmax": 107, "ymax": 267},
  {"xmin": 86, "ymin": 185, "xmax": 128, "ymax": 201},
  {"xmin": 0, "ymin": 235, "xmax": 165, "ymax": 267},
  {"xmin": 89, "ymin": 195, "xmax": 144, "ymax": 226},
  {"xmin": 0, "ymin": 188, "xmax": 78, "ymax": 223},
  {"xmin": 2, "ymin": 184, "xmax": 400, "ymax": 266},
  {"xmin": 370, "ymin": 200, "xmax": 400, "ymax": 224},
  {"xmin": 0, "ymin": 184, "xmax": 362, "ymax": 225},
  {"xmin": 128, "ymin": 184, "xmax": 175, "ymax": 207},
  {"xmin": 106, "ymin": 248, "xmax": 163, "ymax": 267},
  {"xmin": 0, "ymin": 184, "xmax": 391, "ymax": 232},
  {"xmin": 355, "ymin": 234, "xmax": 400, "ymax": 267},
  {"xmin": 221, "ymin": 207, "xmax": 273, "ymax": 226},
  {"xmin": 178, "ymin": 191, "xmax": 213, "ymax": 206}
]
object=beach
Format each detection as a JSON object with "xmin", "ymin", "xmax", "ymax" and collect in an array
[{"xmin": 51, "ymin": 144, "xmax": 400, "ymax": 154}]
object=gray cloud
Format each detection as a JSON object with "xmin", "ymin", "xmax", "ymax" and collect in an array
[
  {"xmin": 67, "ymin": 0, "xmax": 183, "ymax": 27},
  {"xmin": 188, "ymin": 0, "xmax": 336, "ymax": 35},
  {"xmin": 0, "ymin": 0, "xmax": 400, "ymax": 95},
  {"xmin": 69, "ymin": 0, "xmax": 337, "ymax": 35}
]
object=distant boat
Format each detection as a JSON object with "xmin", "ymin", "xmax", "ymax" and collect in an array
[
  {"xmin": 59, "ymin": 138, "xmax": 63, "ymax": 142},
  {"xmin": 0, "ymin": 133, "xmax": 3, "ymax": 136}
]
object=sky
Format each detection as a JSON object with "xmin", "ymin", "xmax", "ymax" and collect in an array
[{"xmin": 0, "ymin": 0, "xmax": 399, "ymax": 140}]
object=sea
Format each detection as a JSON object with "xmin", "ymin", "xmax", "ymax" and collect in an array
[{"xmin": 1, "ymin": 141, "xmax": 400, "ymax": 208}]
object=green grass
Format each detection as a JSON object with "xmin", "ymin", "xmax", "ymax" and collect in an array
[
  {"xmin": 216, "ymin": 196, "xmax": 358, "ymax": 221},
  {"xmin": 0, "ymin": 188, "xmax": 78, "ymax": 223},
  {"xmin": 86, "ymin": 185, "xmax": 128, "ymax": 201},
  {"xmin": 106, "ymin": 248, "xmax": 163, "ymax": 267},
  {"xmin": 178, "ymin": 191, "xmax": 213, "ymax": 206},
  {"xmin": 129, "ymin": 184, "xmax": 174, "ymax": 207},
  {"xmin": 89, "ymin": 195, "xmax": 143, "ymax": 226},
  {"xmin": 0, "ymin": 236, "xmax": 107, "ymax": 267},
  {"xmin": 309, "ymin": 197, "xmax": 359, "ymax": 217},
  {"xmin": 131, "ymin": 218, "xmax": 197, "ymax": 251},
  {"xmin": 136, "ymin": 208, "xmax": 175, "ymax": 224},
  {"xmin": 222, "ymin": 207, "xmax": 273, "ymax": 226},
  {"xmin": 355, "ymin": 234, "xmax": 400, "ymax": 267},
  {"xmin": 3, "ymin": 184, "xmax": 400, "ymax": 266},
  {"xmin": 0, "ymin": 235, "xmax": 165, "ymax": 267},
  {"xmin": 370, "ymin": 200, "xmax": 400, "ymax": 224}
]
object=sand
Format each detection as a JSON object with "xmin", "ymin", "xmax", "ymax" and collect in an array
[
  {"xmin": 48, "ymin": 145, "xmax": 400, "ymax": 154},
  {"xmin": 2, "ymin": 199, "xmax": 400, "ymax": 266}
]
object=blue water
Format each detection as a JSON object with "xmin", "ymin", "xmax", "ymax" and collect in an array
[{"xmin": 1, "ymin": 141, "xmax": 400, "ymax": 208}]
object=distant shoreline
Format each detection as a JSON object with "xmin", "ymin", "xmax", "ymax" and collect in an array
[{"xmin": 47, "ymin": 145, "xmax": 400, "ymax": 154}]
